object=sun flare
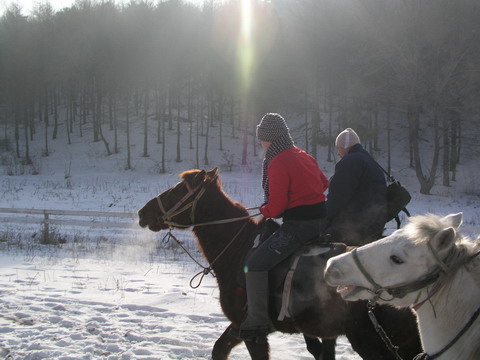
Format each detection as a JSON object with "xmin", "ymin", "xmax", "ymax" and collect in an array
[{"xmin": 239, "ymin": 0, "xmax": 255, "ymax": 97}]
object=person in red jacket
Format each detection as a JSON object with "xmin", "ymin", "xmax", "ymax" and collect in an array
[{"xmin": 230, "ymin": 113, "xmax": 329, "ymax": 342}]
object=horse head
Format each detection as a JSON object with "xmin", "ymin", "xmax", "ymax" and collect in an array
[
  {"xmin": 138, "ymin": 168, "xmax": 219, "ymax": 232},
  {"xmin": 324, "ymin": 212, "xmax": 464, "ymax": 308}
]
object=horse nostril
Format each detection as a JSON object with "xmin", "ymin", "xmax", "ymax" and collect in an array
[
  {"xmin": 324, "ymin": 265, "xmax": 342, "ymax": 285},
  {"xmin": 138, "ymin": 210, "xmax": 144, "ymax": 222}
]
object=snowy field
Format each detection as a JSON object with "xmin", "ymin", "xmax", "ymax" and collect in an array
[
  {"xmin": 0, "ymin": 169, "xmax": 363, "ymax": 360},
  {"xmin": 0, "ymin": 125, "xmax": 479, "ymax": 359}
]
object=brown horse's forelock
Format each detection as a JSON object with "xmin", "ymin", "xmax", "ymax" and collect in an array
[{"xmin": 179, "ymin": 169, "xmax": 202, "ymax": 182}]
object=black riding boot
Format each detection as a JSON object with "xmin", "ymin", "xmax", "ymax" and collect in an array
[{"xmin": 230, "ymin": 271, "xmax": 273, "ymax": 342}]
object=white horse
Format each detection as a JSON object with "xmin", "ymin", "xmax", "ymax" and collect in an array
[{"xmin": 324, "ymin": 212, "xmax": 480, "ymax": 360}]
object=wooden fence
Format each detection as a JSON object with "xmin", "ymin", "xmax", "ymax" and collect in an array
[{"xmin": 0, "ymin": 208, "xmax": 137, "ymax": 242}]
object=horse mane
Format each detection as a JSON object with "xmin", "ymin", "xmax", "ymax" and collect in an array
[
  {"xmin": 179, "ymin": 168, "xmax": 253, "ymax": 220},
  {"xmin": 179, "ymin": 169, "xmax": 203, "ymax": 181},
  {"xmin": 405, "ymin": 213, "xmax": 480, "ymax": 268},
  {"xmin": 405, "ymin": 213, "xmax": 463, "ymax": 245}
]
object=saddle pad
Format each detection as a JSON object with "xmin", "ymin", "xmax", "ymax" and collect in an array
[{"xmin": 277, "ymin": 244, "xmax": 345, "ymax": 321}]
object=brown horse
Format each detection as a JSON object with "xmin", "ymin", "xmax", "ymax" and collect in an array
[{"xmin": 138, "ymin": 168, "xmax": 422, "ymax": 360}]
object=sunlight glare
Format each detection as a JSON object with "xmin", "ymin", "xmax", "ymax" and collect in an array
[{"xmin": 238, "ymin": 0, "xmax": 255, "ymax": 97}]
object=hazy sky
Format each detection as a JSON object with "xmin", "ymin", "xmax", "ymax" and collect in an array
[
  {"xmin": 0, "ymin": 0, "xmax": 74, "ymax": 14},
  {"xmin": 1, "ymin": 0, "xmax": 204, "ymax": 15}
]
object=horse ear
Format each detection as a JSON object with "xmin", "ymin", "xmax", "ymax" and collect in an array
[
  {"xmin": 192, "ymin": 170, "xmax": 207, "ymax": 185},
  {"xmin": 431, "ymin": 227, "xmax": 457, "ymax": 253},
  {"xmin": 441, "ymin": 212, "xmax": 463, "ymax": 230},
  {"xmin": 206, "ymin": 167, "xmax": 219, "ymax": 181}
]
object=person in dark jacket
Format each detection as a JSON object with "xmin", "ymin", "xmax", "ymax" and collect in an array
[
  {"xmin": 325, "ymin": 128, "xmax": 387, "ymax": 246},
  {"xmin": 230, "ymin": 113, "xmax": 329, "ymax": 342}
]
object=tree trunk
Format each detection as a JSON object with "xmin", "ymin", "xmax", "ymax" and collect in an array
[
  {"xmin": 230, "ymin": 99, "xmax": 236, "ymax": 139},
  {"xmin": 442, "ymin": 114, "xmax": 450, "ymax": 187},
  {"xmin": 176, "ymin": 89, "xmax": 182, "ymax": 163},
  {"xmin": 311, "ymin": 83, "xmax": 320, "ymax": 160},
  {"xmin": 204, "ymin": 91, "xmax": 210, "ymax": 166},
  {"xmin": 187, "ymin": 79, "xmax": 194, "ymax": 150},
  {"xmin": 97, "ymin": 89, "xmax": 111, "ymax": 156},
  {"xmin": 327, "ymin": 86, "xmax": 334, "ymax": 162},
  {"xmin": 92, "ymin": 82, "xmax": 99, "ymax": 142},
  {"xmin": 168, "ymin": 84, "xmax": 173, "ymax": 130},
  {"xmin": 161, "ymin": 92, "xmax": 166, "ymax": 173},
  {"xmin": 409, "ymin": 104, "xmax": 440, "ymax": 194},
  {"xmin": 126, "ymin": 93, "xmax": 131, "ymax": 170},
  {"xmin": 450, "ymin": 107, "xmax": 461, "ymax": 182},
  {"xmin": 23, "ymin": 105, "xmax": 32, "ymax": 165},
  {"xmin": 66, "ymin": 94, "xmax": 71, "ymax": 145},
  {"xmin": 108, "ymin": 92, "xmax": 114, "ymax": 131},
  {"xmin": 15, "ymin": 104, "xmax": 20, "ymax": 158},
  {"xmin": 155, "ymin": 85, "xmax": 163, "ymax": 145},
  {"xmin": 304, "ymin": 89, "xmax": 309, "ymax": 154},
  {"xmin": 143, "ymin": 85, "xmax": 149, "ymax": 158},
  {"xmin": 44, "ymin": 107, "xmax": 49, "ymax": 157},
  {"xmin": 195, "ymin": 96, "xmax": 200, "ymax": 169},
  {"xmin": 386, "ymin": 105, "xmax": 391, "ymax": 174},
  {"xmin": 113, "ymin": 94, "xmax": 118, "ymax": 154},
  {"xmin": 52, "ymin": 89, "xmax": 58, "ymax": 140},
  {"xmin": 373, "ymin": 103, "xmax": 380, "ymax": 151}
]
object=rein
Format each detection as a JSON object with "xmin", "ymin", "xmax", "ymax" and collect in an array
[
  {"xmin": 157, "ymin": 176, "xmax": 260, "ymax": 288},
  {"xmin": 413, "ymin": 304, "xmax": 480, "ymax": 360},
  {"xmin": 162, "ymin": 220, "xmax": 249, "ymax": 289}
]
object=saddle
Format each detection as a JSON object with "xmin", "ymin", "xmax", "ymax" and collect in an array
[{"xmin": 238, "ymin": 219, "xmax": 347, "ymax": 322}]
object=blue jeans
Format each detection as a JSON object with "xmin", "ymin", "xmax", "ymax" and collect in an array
[{"xmin": 245, "ymin": 219, "xmax": 325, "ymax": 272}]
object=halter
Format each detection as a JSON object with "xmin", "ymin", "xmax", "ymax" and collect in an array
[
  {"xmin": 156, "ymin": 178, "xmax": 210, "ymax": 228},
  {"xmin": 351, "ymin": 243, "xmax": 446, "ymax": 302},
  {"xmin": 351, "ymin": 245, "xmax": 447, "ymax": 360},
  {"xmin": 351, "ymin": 243, "xmax": 480, "ymax": 360},
  {"xmin": 156, "ymin": 175, "xmax": 260, "ymax": 228}
]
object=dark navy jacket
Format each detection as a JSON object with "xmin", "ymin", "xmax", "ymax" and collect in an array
[{"xmin": 326, "ymin": 144, "xmax": 387, "ymax": 245}]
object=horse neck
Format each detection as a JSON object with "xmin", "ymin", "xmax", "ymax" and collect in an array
[
  {"xmin": 191, "ymin": 191, "xmax": 256, "ymax": 276},
  {"xmin": 415, "ymin": 265, "xmax": 480, "ymax": 358}
]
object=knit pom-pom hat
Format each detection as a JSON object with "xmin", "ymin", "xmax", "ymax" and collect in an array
[
  {"xmin": 335, "ymin": 128, "xmax": 360, "ymax": 148},
  {"xmin": 256, "ymin": 113, "xmax": 291, "ymax": 142}
]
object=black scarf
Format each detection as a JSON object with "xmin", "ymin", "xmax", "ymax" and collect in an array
[{"xmin": 262, "ymin": 133, "xmax": 295, "ymax": 203}]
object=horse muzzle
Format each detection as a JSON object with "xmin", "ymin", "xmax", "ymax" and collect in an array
[{"xmin": 138, "ymin": 209, "xmax": 163, "ymax": 231}]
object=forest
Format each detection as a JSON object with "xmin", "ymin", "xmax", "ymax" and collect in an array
[{"xmin": 1, "ymin": 0, "xmax": 479, "ymax": 194}]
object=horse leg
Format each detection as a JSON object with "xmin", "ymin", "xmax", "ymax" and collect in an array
[
  {"xmin": 345, "ymin": 301, "xmax": 420, "ymax": 360},
  {"xmin": 303, "ymin": 335, "xmax": 322, "ymax": 359},
  {"xmin": 303, "ymin": 335, "xmax": 336, "ymax": 360},
  {"xmin": 320, "ymin": 338, "xmax": 336, "ymax": 360},
  {"xmin": 212, "ymin": 324, "xmax": 243, "ymax": 360},
  {"xmin": 244, "ymin": 337, "xmax": 270, "ymax": 360}
]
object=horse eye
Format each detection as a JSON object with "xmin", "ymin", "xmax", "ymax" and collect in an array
[{"xmin": 390, "ymin": 255, "xmax": 404, "ymax": 265}]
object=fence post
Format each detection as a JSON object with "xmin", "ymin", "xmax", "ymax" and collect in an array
[{"xmin": 43, "ymin": 211, "xmax": 50, "ymax": 243}]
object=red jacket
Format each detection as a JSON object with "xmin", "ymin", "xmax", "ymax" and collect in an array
[{"xmin": 260, "ymin": 147, "xmax": 329, "ymax": 219}]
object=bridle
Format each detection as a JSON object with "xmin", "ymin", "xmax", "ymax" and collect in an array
[
  {"xmin": 155, "ymin": 175, "xmax": 261, "ymax": 288},
  {"xmin": 156, "ymin": 177, "xmax": 211, "ymax": 228},
  {"xmin": 156, "ymin": 175, "xmax": 259, "ymax": 228},
  {"xmin": 351, "ymin": 247, "xmax": 443, "ymax": 302},
  {"xmin": 351, "ymin": 243, "xmax": 480, "ymax": 360}
]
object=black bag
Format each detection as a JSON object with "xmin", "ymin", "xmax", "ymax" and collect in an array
[
  {"xmin": 371, "ymin": 158, "xmax": 412, "ymax": 228},
  {"xmin": 386, "ymin": 181, "xmax": 411, "ymax": 226}
]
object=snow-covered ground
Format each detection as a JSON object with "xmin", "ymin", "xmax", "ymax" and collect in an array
[
  {"xmin": 0, "ymin": 168, "xmax": 362, "ymax": 360},
  {"xmin": 0, "ymin": 252, "xmax": 362, "ymax": 360},
  {"xmin": 0, "ymin": 117, "xmax": 478, "ymax": 359}
]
